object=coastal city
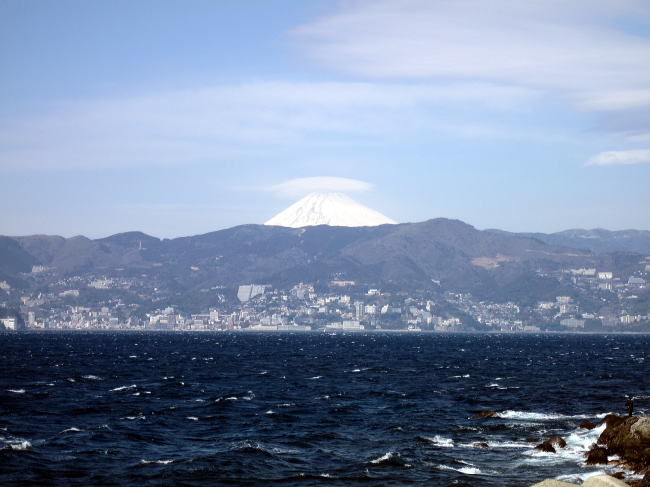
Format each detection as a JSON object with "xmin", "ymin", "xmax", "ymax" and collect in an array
[{"xmin": 2, "ymin": 257, "xmax": 648, "ymax": 333}]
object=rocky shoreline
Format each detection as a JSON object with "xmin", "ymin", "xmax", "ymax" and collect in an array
[{"xmin": 531, "ymin": 414, "xmax": 650, "ymax": 486}]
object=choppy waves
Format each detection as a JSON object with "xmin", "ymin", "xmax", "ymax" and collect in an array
[{"xmin": 0, "ymin": 331, "xmax": 648, "ymax": 486}]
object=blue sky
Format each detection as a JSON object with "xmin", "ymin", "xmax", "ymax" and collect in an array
[{"xmin": 2, "ymin": 0, "xmax": 649, "ymax": 238}]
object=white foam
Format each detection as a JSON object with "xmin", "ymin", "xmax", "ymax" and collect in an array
[
  {"xmin": 309, "ymin": 376, "xmax": 323, "ymax": 380},
  {"xmin": 7, "ymin": 389, "xmax": 25, "ymax": 394},
  {"xmin": 370, "ymin": 451, "xmax": 395, "ymax": 464},
  {"xmin": 125, "ymin": 414, "xmax": 146, "ymax": 420},
  {"xmin": 497, "ymin": 410, "xmax": 607, "ymax": 421},
  {"xmin": 422, "ymin": 435, "xmax": 455, "ymax": 447},
  {"xmin": 458, "ymin": 440, "xmax": 530, "ymax": 449},
  {"xmin": 186, "ymin": 416, "xmax": 199, "ymax": 421},
  {"xmin": 521, "ymin": 423, "xmax": 607, "ymax": 468},
  {"xmin": 140, "ymin": 459, "xmax": 174, "ymax": 465},
  {"xmin": 61, "ymin": 427, "xmax": 82, "ymax": 433},
  {"xmin": 10, "ymin": 440, "xmax": 31, "ymax": 450},
  {"xmin": 437, "ymin": 463, "xmax": 482, "ymax": 475},
  {"xmin": 110, "ymin": 384, "xmax": 136, "ymax": 392},
  {"xmin": 1, "ymin": 437, "xmax": 32, "ymax": 451},
  {"xmin": 82, "ymin": 375, "xmax": 101, "ymax": 380}
]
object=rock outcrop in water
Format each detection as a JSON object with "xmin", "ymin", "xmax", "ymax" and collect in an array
[
  {"xmin": 580, "ymin": 420, "xmax": 598, "ymax": 430},
  {"xmin": 595, "ymin": 415, "xmax": 650, "ymax": 474},
  {"xmin": 535, "ymin": 435, "xmax": 567, "ymax": 453},
  {"xmin": 473, "ymin": 410, "xmax": 498, "ymax": 418}
]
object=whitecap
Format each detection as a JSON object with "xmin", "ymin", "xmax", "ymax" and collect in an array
[
  {"xmin": 10, "ymin": 440, "xmax": 31, "ymax": 450},
  {"xmin": 82, "ymin": 375, "xmax": 101, "ymax": 380},
  {"xmin": 1, "ymin": 437, "xmax": 32, "ymax": 451},
  {"xmin": 369, "ymin": 451, "xmax": 395, "ymax": 464},
  {"xmin": 497, "ymin": 410, "xmax": 607, "ymax": 421},
  {"xmin": 7, "ymin": 389, "xmax": 25, "ymax": 394},
  {"xmin": 186, "ymin": 416, "xmax": 199, "ymax": 421},
  {"xmin": 421, "ymin": 435, "xmax": 455, "ymax": 447},
  {"xmin": 140, "ymin": 459, "xmax": 174, "ymax": 465},
  {"xmin": 125, "ymin": 414, "xmax": 146, "ymax": 420},
  {"xmin": 437, "ymin": 463, "xmax": 482, "ymax": 475},
  {"xmin": 61, "ymin": 427, "xmax": 82, "ymax": 434},
  {"xmin": 308, "ymin": 376, "xmax": 323, "ymax": 380},
  {"xmin": 110, "ymin": 384, "xmax": 137, "ymax": 392},
  {"xmin": 265, "ymin": 410, "xmax": 275, "ymax": 415}
]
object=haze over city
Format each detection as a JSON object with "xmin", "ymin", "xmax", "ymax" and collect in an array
[{"xmin": 2, "ymin": 0, "xmax": 650, "ymax": 238}]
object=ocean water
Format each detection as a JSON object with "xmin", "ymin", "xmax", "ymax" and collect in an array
[{"xmin": 1, "ymin": 332, "xmax": 648, "ymax": 486}]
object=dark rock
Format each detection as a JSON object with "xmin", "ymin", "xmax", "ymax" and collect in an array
[
  {"xmin": 629, "ymin": 472, "xmax": 650, "ymax": 487},
  {"xmin": 580, "ymin": 420, "xmax": 597, "ymax": 430},
  {"xmin": 586, "ymin": 445, "xmax": 609, "ymax": 465},
  {"xmin": 535, "ymin": 440, "xmax": 556, "ymax": 453},
  {"xmin": 474, "ymin": 410, "xmax": 498, "ymax": 418},
  {"xmin": 597, "ymin": 415, "xmax": 650, "ymax": 473},
  {"xmin": 525, "ymin": 437, "xmax": 540, "ymax": 443},
  {"xmin": 548, "ymin": 436, "xmax": 567, "ymax": 448},
  {"xmin": 535, "ymin": 436, "xmax": 567, "ymax": 453},
  {"xmin": 472, "ymin": 442, "xmax": 489, "ymax": 448},
  {"xmin": 611, "ymin": 472, "xmax": 626, "ymax": 480}
]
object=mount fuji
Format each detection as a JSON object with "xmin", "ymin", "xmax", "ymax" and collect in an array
[{"xmin": 264, "ymin": 192, "xmax": 396, "ymax": 228}]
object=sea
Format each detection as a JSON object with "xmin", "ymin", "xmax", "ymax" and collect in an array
[{"xmin": 1, "ymin": 331, "xmax": 648, "ymax": 486}]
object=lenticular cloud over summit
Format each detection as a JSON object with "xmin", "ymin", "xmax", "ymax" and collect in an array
[{"xmin": 264, "ymin": 192, "xmax": 396, "ymax": 228}]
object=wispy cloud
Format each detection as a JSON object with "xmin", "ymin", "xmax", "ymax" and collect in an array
[
  {"xmin": 266, "ymin": 176, "xmax": 374, "ymax": 198},
  {"xmin": 293, "ymin": 0, "xmax": 650, "ymax": 113},
  {"xmin": 587, "ymin": 149, "xmax": 650, "ymax": 166},
  {"xmin": 0, "ymin": 81, "xmax": 538, "ymax": 171}
]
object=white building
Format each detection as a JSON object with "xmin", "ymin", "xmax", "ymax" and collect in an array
[
  {"xmin": 1, "ymin": 317, "xmax": 17, "ymax": 330},
  {"xmin": 237, "ymin": 284, "xmax": 266, "ymax": 302}
]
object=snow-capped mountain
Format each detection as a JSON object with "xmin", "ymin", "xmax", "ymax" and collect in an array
[{"xmin": 264, "ymin": 192, "xmax": 396, "ymax": 228}]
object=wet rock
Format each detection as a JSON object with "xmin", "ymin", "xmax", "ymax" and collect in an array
[
  {"xmin": 473, "ymin": 410, "xmax": 498, "ymax": 418},
  {"xmin": 526, "ymin": 437, "xmax": 540, "ymax": 443},
  {"xmin": 535, "ymin": 436, "xmax": 567, "ymax": 453},
  {"xmin": 580, "ymin": 420, "xmax": 598, "ymax": 430},
  {"xmin": 535, "ymin": 441, "xmax": 556, "ymax": 453},
  {"xmin": 629, "ymin": 472, "xmax": 650, "ymax": 487},
  {"xmin": 597, "ymin": 415, "xmax": 650, "ymax": 473},
  {"xmin": 586, "ymin": 445, "xmax": 609, "ymax": 465},
  {"xmin": 611, "ymin": 472, "xmax": 626, "ymax": 480},
  {"xmin": 472, "ymin": 442, "xmax": 489, "ymax": 448}
]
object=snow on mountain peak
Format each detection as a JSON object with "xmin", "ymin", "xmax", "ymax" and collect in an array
[{"xmin": 264, "ymin": 192, "xmax": 396, "ymax": 228}]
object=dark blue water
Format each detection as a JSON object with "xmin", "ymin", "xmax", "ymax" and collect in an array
[{"xmin": 1, "ymin": 332, "xmax": 648, "ymax": 486}]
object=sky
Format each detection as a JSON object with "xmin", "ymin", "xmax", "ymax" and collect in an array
[{"xmin": 1, "ymin": 0, "xmax": 650, "ymax": 238}]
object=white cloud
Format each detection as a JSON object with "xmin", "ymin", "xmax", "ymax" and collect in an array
[
  {"xmin": 0, "ymin": 81, "xmax": 537, "ymax": 171},
  {"xmin": 266, "ymin": 176, "xmax": 374, "ymax": 198},
  {"xmin": 587, "ymin": 149, "xmax": 650, "ymax": 166},
  {"xmin": 293, "ymin": 0, "xmax": 650, "ymax": 112}
]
